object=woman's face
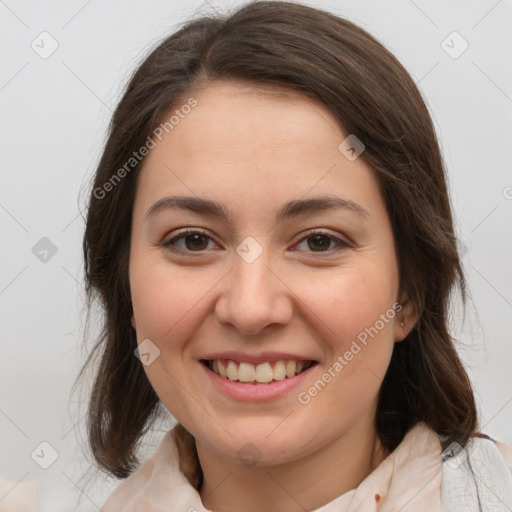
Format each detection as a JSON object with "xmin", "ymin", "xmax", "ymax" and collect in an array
[{"xmin": 129, "ymin": 80, "xmax": 405, "ymax": 466}]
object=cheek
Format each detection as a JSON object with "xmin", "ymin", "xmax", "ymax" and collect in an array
[
  {"xmin": 297, "ymin": 263, "xmax": 398, "ymax": 347},
  {"xmin": 130, "ymin": 259, "xmax": 210, "ymax": 344},
  {"xmin": 129, "ymin": 261, "xmax": 214, "ymax": 418},
  {"xmin": 293, "ymin": 266, "xmax": 397, "ymax": 408}
]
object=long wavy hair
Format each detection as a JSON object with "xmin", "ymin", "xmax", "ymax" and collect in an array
[{"xmin": 78, "ymin": 0, "xmax": 479, "ymax": 489}]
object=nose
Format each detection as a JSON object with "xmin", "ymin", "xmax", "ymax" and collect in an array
[{"xmin": 214, "ymin": 249, "xmax": 294, "ymax": 335}]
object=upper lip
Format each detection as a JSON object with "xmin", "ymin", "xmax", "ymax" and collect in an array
[{"xmin": 200, "ymin": 351, "xmax": 317, "ymax": 365}]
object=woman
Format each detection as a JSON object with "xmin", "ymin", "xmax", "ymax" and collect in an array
[{"xmin": 79, "ymin": 1, "xmax": 512, "ymax": 510}]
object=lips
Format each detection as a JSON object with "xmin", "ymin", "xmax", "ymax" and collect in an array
[{"xmin": 200, "ymin": 354, "xmax": 318, "ymax": 401}]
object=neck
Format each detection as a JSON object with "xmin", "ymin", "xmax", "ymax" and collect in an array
[{"xmin": 197, "ymin": 414, "xmax": 389, "ymax": 512}]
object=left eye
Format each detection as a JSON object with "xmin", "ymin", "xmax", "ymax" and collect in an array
[{"xmin": 294, "ymin": 232, "xmax": 349, "ymax": 253}]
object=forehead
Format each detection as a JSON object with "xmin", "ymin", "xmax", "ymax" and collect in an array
[
  {"xmin": 144, "ymin": 80, "xmax": 345, "ymax": 169},
  {"xmin": 134, "ymin": 80, "xmax": 384, "ymax": 221}
]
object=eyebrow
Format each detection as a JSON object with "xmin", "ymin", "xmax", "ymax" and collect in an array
[{"xmin": 145, "ymin": 195, "xmax": 368, "ymax": 224}]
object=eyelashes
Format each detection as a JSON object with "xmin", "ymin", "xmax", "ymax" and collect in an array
[
  {"xmin": 293, "ymin": 230, "xmax": 350, "ymax": 253},
  {"xmin": 161, "ymin": 228, "xmax": 350, "ymax": 256},
  {"xmin": 163, "ymin": 230, "xmax": 215, "ymax": 253}
]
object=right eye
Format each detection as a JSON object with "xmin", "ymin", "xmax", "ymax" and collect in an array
[{"xmin": 162, "ymin": 229, "xmax": 219, "ymax": 254}]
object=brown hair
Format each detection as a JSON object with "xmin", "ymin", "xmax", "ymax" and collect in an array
[{"xmin": 79, "ymin": 0, "xmax": 479, "ymax": 488}]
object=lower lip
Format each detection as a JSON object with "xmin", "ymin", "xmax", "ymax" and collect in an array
[{"xmin": 200, "ymin": 361, "xmax": 317, "ymax": 401}]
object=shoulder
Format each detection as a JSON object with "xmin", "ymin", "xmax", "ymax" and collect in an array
[
  {"xmin": 495, "ymin": 439, "xmax": 512, "ymax": 473},
  {"xmin": 465, "ymin": 434, "xmax": 512, "ymax": 475},
  {"xmin": 441, "ymin": 433, "xmax": 512, "ymax": 511}
]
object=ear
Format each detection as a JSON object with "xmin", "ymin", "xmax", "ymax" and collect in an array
[
  {"xmin": 130, "ymin": 312, "xmax": 137, "ymax": 329},
  {"xmin": 394, "ymin": 295, "xmax": 418, "ymax": 342}
]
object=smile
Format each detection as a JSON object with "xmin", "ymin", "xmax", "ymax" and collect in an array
[{"xmin": 201, "ymin": 359, "xmax": 316, "ymax": 384}]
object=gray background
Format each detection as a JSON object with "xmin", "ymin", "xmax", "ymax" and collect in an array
[{"xmin": 1, "ymin": 0, "xmax": 511, "ymax": 509}]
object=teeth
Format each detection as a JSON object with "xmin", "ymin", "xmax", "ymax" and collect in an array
[
  {"xmin": 255, "ymin": 362, "xmax": 273, "ymax": 383},
  {"xmin": 218, "ymin": 360, "xmax": 228, "ymax": 378},
  {"xmin": 238, "ymin": 362, "xmax": 256, "ymax": 382},
  {"xmin": 207, "ymin": 359, "xmax": 313, "ymax": 383},
  {"xmin": 285, "ymin": 360, "xmax": 296, "ymax": 378},
  {"xmin": 273, "ymin": 360, "xmax": 286, "ymax": 380},
  {"xmin": 227, "ymin": 360, "xmax": 238, "ymax": 381}
]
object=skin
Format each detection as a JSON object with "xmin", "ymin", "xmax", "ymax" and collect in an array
[{"xmin": 129, "ymin": 80, "xmax": 416, "ymax": 512}]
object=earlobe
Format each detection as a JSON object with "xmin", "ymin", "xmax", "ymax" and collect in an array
[
  {"xmin": 395, "ymin": 298, "xmax": 418, "ymax": 342},
  {"xmin": 395, "ymin": 319, "xmax": 407, "ymax": 342},
  {"xmin": 131, "ymin": 313, "xmax": 137, "ymax": 329}
]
